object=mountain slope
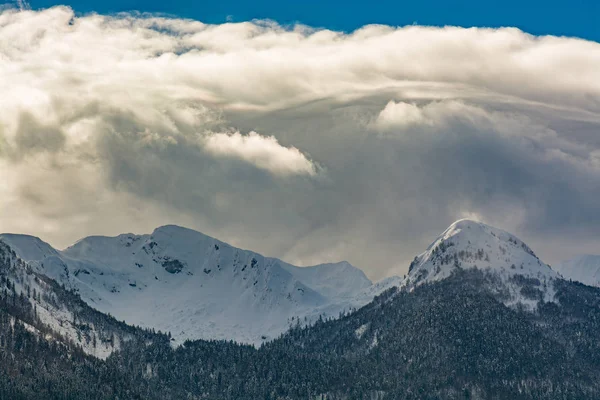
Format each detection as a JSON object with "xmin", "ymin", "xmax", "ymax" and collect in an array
[
  {"xmin": 0, "ymin": 239, "xmax": 155, "ymax": 359},
  {"xmin": 0, "ymin": 225, "xmax": 379, "ymax": 345},
  {"xmin": 256, "ymin": 270, "xmax": 600, "ymax": 399},
  {"xmin": 556, "ymin": 255, "xmax": 600, "ymax": 288}
]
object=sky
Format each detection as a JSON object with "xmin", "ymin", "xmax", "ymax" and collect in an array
[
  {"xmin": 26, "ymin": 0, "xmax": 600, "ymax": 42},
  {"xmin": 1, "ymin": 2, "xmax": 600, "ymax": 280}
]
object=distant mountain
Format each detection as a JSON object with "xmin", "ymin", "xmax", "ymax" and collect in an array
[
  {"xmin": 556, "ymin": 254, "xmax": 600, "ymax": 288},
  {"xmin": 0, "ymin": 225, "xmax": 383, "ymax": 345}
]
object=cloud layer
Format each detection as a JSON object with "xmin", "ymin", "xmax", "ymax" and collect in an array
[{"xmin": 1, "ymin": 6, "xmax": 600, "ymax": 278}]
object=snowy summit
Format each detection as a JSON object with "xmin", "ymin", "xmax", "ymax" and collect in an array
[{"xmin": 403, "ymin": 219, "xmax": 559, "ymax": 308}]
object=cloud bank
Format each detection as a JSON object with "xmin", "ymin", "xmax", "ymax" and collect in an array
[{"xmin": 1, "ymin": 6, "xmax": 600, "ymax": 278}]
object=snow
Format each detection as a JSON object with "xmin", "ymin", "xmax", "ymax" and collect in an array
[
  {"xmin": 357, "ymin": 275, "xmax": 403, "ymax": 299},
  {"xmin": 33, "ymin": 298, "xmax": 117, "ymax": 360},
  {"xmin": 0, "ymin": 225, "xmax": 394, "ymax": 346},
  {"xmin": 556, "ymin": 255, "xmax": 600, "ymax": 288},
  {"xmin": 281, "ymin": 261, "xmax": 372, "ymax": 299},
  {"xmin": 355, "ymin": 323, "xmax": 369, "ymax": 339},
  {"xmin": 402, "ymin": 219, "xmax": 560, "ymax": 309}
]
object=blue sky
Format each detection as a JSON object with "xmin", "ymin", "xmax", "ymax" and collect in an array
[{"xmin": 29, "ymin": 0, "xmax": 600, "ymax": 41}]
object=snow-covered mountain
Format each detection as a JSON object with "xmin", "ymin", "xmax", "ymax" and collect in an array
[
  {"xmin": 402, "ymin": 219, "xmax": 559, "ymax": 309},
  {"xmin": 556, "ymin": 255, "xmax": 600, "ymax": 288},
  {"xmin": 0, "ymin": 225, "xmax": 378, "ymax": 345},
  {"xmin": 0, "ymin": 218, "xmax": 563, "ymax": 347}
]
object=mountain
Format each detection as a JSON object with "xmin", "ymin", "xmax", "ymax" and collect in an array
[
  {"xmin": 0, "ymin": 219, "xmax": 563, "ymax": 346},
  {"xmin": 0, "ymin": 225, "xmax": 379, "ymax": 345},
  {"xmin": 2, "ymin": 220, "xmax": 600, "ymax": 399},
  {"xmin": 556, "ymin": 255, "xmax": 600, "ymax": 288},
  {"xmin": 402, "ymin": 219, "xmax": 559, "ymax": 309}
]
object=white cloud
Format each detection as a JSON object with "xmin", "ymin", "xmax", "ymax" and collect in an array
[
  {"xmin": 204, "ymin": 131, "xmax": 317, "ymax": 176},
  {"xmin": 375, "ymin": 101, "xmax": 428, "ymax": 129}
]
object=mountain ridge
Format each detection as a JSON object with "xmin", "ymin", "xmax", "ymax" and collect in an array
[
  {"xmin": 0, "ymin": 224, "xmax": 379, "ymax": 345},
  {"xmin": 0, "ymin": 218, "xmax": 566, "ymax": 347}
]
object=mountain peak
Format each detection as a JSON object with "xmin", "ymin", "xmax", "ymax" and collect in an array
[
  {"xmin": 152, "ymin": 224, "xmax": 204, "ymax": 236},
  {"xmin": 446, "ymin": 218, "xmax": 485, "ymax": 229},
  {"xmin": 404, "ymin": 219, "xmax": 558, "ymax": 308},
  {"xmin": 424, "ymin": 218, "xmax": 538, "ymax": 258}
]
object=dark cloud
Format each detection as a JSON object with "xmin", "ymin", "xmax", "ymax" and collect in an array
[{"xmin": 14, "ymin": 112, "xmax": 65, "ymax": 156}]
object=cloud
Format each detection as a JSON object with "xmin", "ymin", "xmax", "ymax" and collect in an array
[
  {"xmin": 204, "ymin": 131, "xmax": 318, "ymax": 176},
  {"xmin": 375, "ymin": 101, "xmax": 429, "ymax": 129},
  {"xmin": 1, "ymin": 6, "xmax": 600, "ymax": 279}
]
